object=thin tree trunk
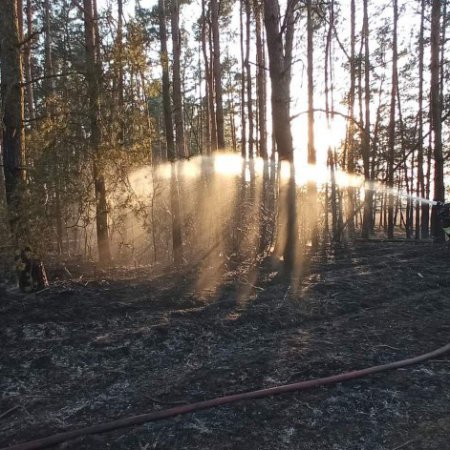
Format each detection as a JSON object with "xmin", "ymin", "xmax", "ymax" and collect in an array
[
  {"xmin": 171, "ymin": 0, "xmax": 186, "ymax": 158},
  {"xmin": 229, "ymin": 90, "xmax": 237, "ymax": 152},
  {"xmin": 346, "ymin": 0, "xmax": 356, "ymax": 234},
  {"xmin": 24, "ymin": 0, "xmax": 35, "ymax": 123},
  {"xmin": 211, "ymin": 0, "xmax": 225, "ymax": 149},
  {"xmin": 387, "ymin": 0, "xmax": 398, "ymax": 239},
  {"xmin": 159, "ymin": 0, "xmax": 174, "ymax": 161},
  {"xmin": 306, "ymin": 0, "xmax": 318, "ymax": 246},
  {"xmin": 397, "ymin": 89, "xmax": 411, "ymax": 239},
  {"xmin": 116, "ymin": 0, "xmax": 125, "ymax": 143},
  {"xmin": 417, "ymin": 0, "xmax": 425, "ymax": 239},
  {"xmin": 44, "ymin": 0, "xmax": 64, "ymax": 253},
  {"xmin": 200, "ymin": 0, "xmax": 211, "ymax": 154},
  {"xmin": 328, "ymin": 149, "xmax": 338, "ymax": 241},
  {"xmin": 245, "ymin": 0, "xmax": 254, "ymax": 158},
  {"xmin": 206, "ymin": 10, "xmax": 218, "ymax": 151},
  {"xmin": 16, "ymin": 0, "xmax": 23, "ymax": 40},
  {"xmin": 170, "ymin": 164, "xmax": 183, "ymax": 266},
  {"xmin": 430, "ymin": 0, "xmax": 444, "ymax": 241},
  {"xmin": 255, "ymin": 0, "xmax": 267, "ymax": 159},
  {"xmin": 159, "ymin": 0, "xmax": 182, "ymax": 265},
  {"xmin": 44, "ymin": 0, "xmax": 54, "ymax": 99},
  {"xmin": 361, "ymin": 0, "xmax": 372, "ymax": 239},
  {"xmin": 240, "ymin": 0, "xmax": 246, "ymax": 157},
  {"xmin": 83, "ymin": 0, "xmax": 111, "ymax": 263},
  {"xmin": 306, "ymin": 0, "xmax": 315, "ymax": 167}
]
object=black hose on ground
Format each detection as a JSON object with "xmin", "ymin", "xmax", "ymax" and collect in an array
[{"xmin": 4, "ymin": 343, "xmax": 450, "ymax": 450}]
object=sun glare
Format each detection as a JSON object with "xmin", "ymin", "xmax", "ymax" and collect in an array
[
  {"xmin": 292, "ymin": 114, "xmax": 348, "ymax": 167},
  {"xmin": 213, "ymin": 153, "xmax": 244, "ymax": 177}
]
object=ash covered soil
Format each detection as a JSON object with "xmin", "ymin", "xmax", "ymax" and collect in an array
[{"xmin": 1, "ymin": 241, "xmax": 450, "ymax": 450}]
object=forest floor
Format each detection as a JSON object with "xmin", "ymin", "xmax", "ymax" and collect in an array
[{"xmin": 1, "ymin": 240, "xmax": 450, "ymax": 450}]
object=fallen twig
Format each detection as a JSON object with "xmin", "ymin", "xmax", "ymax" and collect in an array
[
  {"xmin": 35, "ymin": 287, "xmax": 52, "ymax": 295},
  {"xmin": 374, "ymin": 344, "xmax": 402, "ymax": 351},
  {"xmin": 391, "ymin": 439, "xmax": 417, "ymax": 450},
  {"xmin": 0, "ymin": 406, "xmax": 19, "ymax": 421}
]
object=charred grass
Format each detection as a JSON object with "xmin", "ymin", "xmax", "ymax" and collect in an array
[{"xmin": 1, "ymin": 241, "xmax": 450, "ymax": 449}]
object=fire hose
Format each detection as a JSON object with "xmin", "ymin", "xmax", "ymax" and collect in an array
[{"xmin": 3, "ymin": 342, "xmax": 450, "ymax": 450}]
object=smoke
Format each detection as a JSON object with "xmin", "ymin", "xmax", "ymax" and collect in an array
[{"xmin": 102, "ymin": 154, "xmax": 437, "ymax": 291}]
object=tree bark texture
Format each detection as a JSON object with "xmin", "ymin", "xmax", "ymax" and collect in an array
[
  {"xmin": 306, "ymin": 0, "xmax": 315, "ymax": 166},
  {"xmin": 416, "ymin": 0, "xmax": 426, "ymax": 239},
  {"xmin": 387, "ymin": 0, "xmax": 398, "ymax": 239},
  {"xmin": 245, "ymin": 0, "xmax": 254, "ymax": 158},
  {"xmin": 211, "ymin": 0, "xmax": 225, "ymax": 150},
  {"xmin": 200, "ymin": 0, "xmax": 212, "ymax": 154},
  {"xmin": 361, "ymin": 0, "xmax": 372, "ymax": 239},
  {"xmin": 1, "ymin": 0, "xmax": 26, "ymax": 222},
  {"xmin": 239, "ymin": 0, "xmax": 247, "ymax": 157},
  {"xmin": 263, "ymin": 0, "xmax": 296, "ymax": 275},
  {"xmin": 83, "ymin": 0, "xmax": 111, "ymax": 263},
  {"xmin": 254, "ymin": 0, "xmax": 267, "ymax": 159},
  {"xmin": 171, "ymin": 0, "xmax": 186, "ymax": 159},
  {"xmin": 159, "ymin": 0, "xmax": 175, "ymax": 161},
  {"xmin": 430, "ymin": 0, "xmax": 444, "ymax": 242},
  {"xmin": 24, "ymin": 0, "xmax": 35, "ymax": 123},
  {"xmin": 263, "ymin": 0, "xmax": 294, "ymax": 161}
]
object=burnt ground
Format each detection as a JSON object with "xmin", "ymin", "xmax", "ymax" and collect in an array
[{"xmin": 1, "ymin": 241, "xmax": 450, "ymax": 450}]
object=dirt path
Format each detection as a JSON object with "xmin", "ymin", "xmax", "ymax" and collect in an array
[{"xmin": 1, "ymin": 241, "xmax": 449, "ymax": 449}]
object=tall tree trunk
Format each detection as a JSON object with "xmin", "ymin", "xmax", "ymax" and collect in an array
[
  {"xmin": 159, "ymin": 0, "xmax": 182, "ymax": 265},
  {"xmin": 264, "ymin": 0, "xmax": 296, "ymax": 274},
  {"xmin": 361, "ymin": 0, "xmax": 372, "ymax": 239},
  {"xmin": 387, "ymin": 0, "xmax": 398, "ymax": 239},
  {"xmin": 16, "ymin": 0, "xmax": 23, "ymax": 40},
  {"xmin": 159, "ymin": 0, "xmax": 174, "ymax": 161},
  {"xmin": 425, "ymin": 127, "xmax": 432, "ymax": 208},
  {"xmin": 397, "ymin": 89, "xmax": 411, "ymax": 239},
  {"xmin": 211, "ymin": 0, "xmax": 225, "ymax": 149},
  {"xmin": 83, "ymin": 0, "xmax": 111, "ymax": 263},
  {"xmin": 205, "ymin": 7, "xmax": 218, "ymax": 152},
  {"xmin": 239, "ymin": 0, "xmax": 247, "ymax": 157},
  {"xmin": 306, "ymin": 0, "xmax": 318, "ymax": 246},
  {"xmin": 200, "ymin": 0, "xmax": 211, "ymax": 154},
  {"xmin": 92, "ymin": 0, "xmax": 101, "ymax": 62},
  {"xmin": 1, "ymin": 0, "xmax": 26, "ymax": 237},
  {"xmin": 416, "ymin": 0, "xmax": 426, "ymax": 239},
  {"xmin": 44, "ymin": 0, "xmax": 64, "ymax": 253},
  {"xmin": 440, "ymin": 0, "xmax": 447, "ymax": 110},
  {"xmin": 254, "ymin": 0, "xmax": 267, "ymax": 159},
  {"xmin": 201, "ymin": 0, "xmax": 217, "ymax": 155},
  {"xmin": 116, "ymin": 0, "xmax": 125, "ymax": 143},
  {"xmin": 263, "ymin": 0, "xmax": 294, "ymax": 161},
  {"xmin": 171, "ymin": 0, "xmax": 186, "ymax": 158},
  {"xmin": 245, "ymin": 0, "xmax": 254, "ymax": 158},
  {"xmin": 24, "ymin": 0, "xmax": 35, "ymax": 123},
  {"xmin": 430, "ymin": 0, "xmax": 445, "ymax": 241},
  {"xmin": 44, "ymin": 0, "xmax": 56, "ymax": 110},
  {"xmin": 346, "ymin": 0, "xmax": 356, "ymax": 234},
  {"xmin": 324, "ymin": 0, "xmax": 341, "ymax": 240},
  {"xmin": 306, "ymin": 0, "xmax": 315, "ymax": 167},
  {"xmin": 170, "ymin": 0, "xmax": 185, "ymax": 262}
]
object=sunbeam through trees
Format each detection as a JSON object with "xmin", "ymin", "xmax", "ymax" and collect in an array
[{"xmin": 1, "ymin": 0, "xmax": 450, "ymax": 447}]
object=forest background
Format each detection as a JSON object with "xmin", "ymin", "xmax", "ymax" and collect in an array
[{"xmin": 1, "ymin": 0, "xmax": 449, "ymax": 276}]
